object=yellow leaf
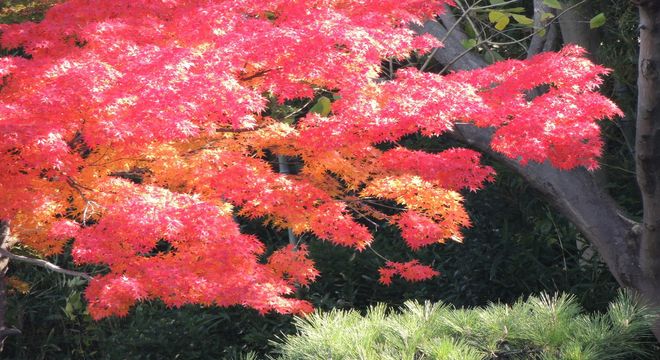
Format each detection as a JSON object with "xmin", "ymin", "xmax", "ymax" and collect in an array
[
  {"xmin": 488, "ymin": 10, "xmax": 508, "ymax": 24},
  {"xmin": 7, "ymin": 276, "xmax": 31, "ymax": 295},
  {"xmin": 495, "ymin": 16, "xmax": 510, "ymax": 31}
]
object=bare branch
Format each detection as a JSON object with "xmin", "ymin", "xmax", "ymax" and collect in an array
[
  {"xmin": 216, "ymin": 125, "xmax": 267, "ymax": 133},
  {"xmin": 0, "ymin": 328, "xmax": 20, "ymax": 338},
  {"xmin": 238, "ymin": 68, "xmax": 278, "ymax": 81},
  {"xmin": 0, "ymin": 248, "xmax": 92, "ymax": 280},
  {"xmin": 420, "ymin": 0, "xmax": 483, "ymax": 72}
]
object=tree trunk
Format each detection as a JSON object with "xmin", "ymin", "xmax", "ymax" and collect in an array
[
  {"xmin": 635, "ymin": 0, "xmax": 660, "ymax": 337},
  {"xmin": 0, "ymin": 221, "xmax": 20, "ymax": 351},
  {"xmin": 277, "ymin": 155, "xmax": 299, "ymax": 247},
  {"xmin": 417, "ymin": 0, "xmax": 660, "ymax": 339},
  {"xmin": 557, "ymin": 0, "xmax": 602, "ymax": 57},
  {"xmin": 528, "ymin": 0, "xmax": 559, "ymax": 56},
  {"xmin": 450, "ymin": 125, "xmax": 640, "ymax": 286}
]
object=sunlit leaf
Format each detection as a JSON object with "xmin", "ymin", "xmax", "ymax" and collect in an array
[{"xmin": 495, "ymin": 16, "xmax": 510, "ymax": 30}]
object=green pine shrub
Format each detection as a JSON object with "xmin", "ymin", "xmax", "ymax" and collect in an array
[{"xmin": 273, "ymin": 291, "xmax": 656, "ymax": 360}]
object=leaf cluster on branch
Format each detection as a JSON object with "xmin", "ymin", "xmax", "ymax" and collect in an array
[{"xmin": 0, "ymin": 0, "xmax": 620, "ymax": 318}]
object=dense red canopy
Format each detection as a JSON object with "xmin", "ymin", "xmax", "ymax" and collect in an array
[{"xmin": 0, "ymin": 0, "xmax": 620, "ymax": 318}]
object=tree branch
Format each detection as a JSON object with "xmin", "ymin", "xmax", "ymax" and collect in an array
[
  {"xmin": 527, "ymin": 0, "xmax": 559, "ymax": 57},
  {"xmin": 450, "ymin": 123, "xmax": 639, "ymax": 287},
  {"xmin": 412, "ymin": 17, "xmax": 485, "ymax": 71},
  {"xmin": 216, "ymin": 125, "xmax": 267, "ymax": 133},
  {"xmin": 413, "ymin": 7, "xmax": 640, "ymax": 289},
  {"xmin": 0, "ymin": 328, "xmax": 20, "ymax": 338},
  {"xmin": 0, "ymin": 248, "xmax": 92, "ymax": 281}
]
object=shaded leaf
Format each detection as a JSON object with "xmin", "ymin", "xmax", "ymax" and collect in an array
[
  {"xmin": 512, "ymin": 14, "xmax": 534, "ymax": 25},
  {"xmin": 484, "ymin": 49, "xmax": 505, "ymax": 64},
  {"xmin": 309, "ymin": 96, "xmax": 332, "ymax": 116},
  {"xmin": 589, "ymin": 13, "xmax": 606, "ymax": 29},
  {"xmin": 488, "ymin": 10, "xmax": 508, "ymax": 24},
  {"xmin": 461, "ymin": 38, "xmax": 477, "ymax": 49},
  {"xmin": 543, "ymin": 0, "xmax": 562, "ymax": 10},
  {"xmin": 464, "ymin": 22, "xmax": 477, "ymax": 38},
  {"xmin": 541, "ymin": 12, "xmax": 555, "ymax": 21}
]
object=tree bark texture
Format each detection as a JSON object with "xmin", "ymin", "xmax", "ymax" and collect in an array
[
  {"xmin": 557, "ymin": 0, "xmax": 602, "ymax": 57},
  {"xmin": 635, "ymin": 2, "xmax": 660, "ymax": 332}
]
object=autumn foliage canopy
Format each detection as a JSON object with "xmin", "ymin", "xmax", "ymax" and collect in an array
[{"xmin": 0, "ymin": 0, "xmax": 621, "ymax": 319}]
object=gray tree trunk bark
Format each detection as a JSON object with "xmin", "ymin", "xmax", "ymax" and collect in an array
[
  {"xmin": 557, "ymin": 0, "xmax": 602, "ymax": 57},
  {"xmin": 635, "ymin": 1, "xmax": 660, "ymax": 337}
]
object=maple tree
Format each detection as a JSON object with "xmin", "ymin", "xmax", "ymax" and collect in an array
[{"xmin": 0, "ymin": 0, "xmax": 620, "ymax": 325}]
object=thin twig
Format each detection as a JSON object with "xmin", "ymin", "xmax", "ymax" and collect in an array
[
  {"xmin": 66, "ymin": 177, "xmax": 90, "ymax": 202},
  {"xmin": 482, "ymin": 0, "xmax": 587, "ymax": 47},
  {"xmin": 363, "ymin": 199, "xmax": 406, "ymax": 211},
  {"xmin": 0, "ymin": 248, "xmax": 92, "ymax": 280},
  {"xmin": 238, "ymin": 68, "xmax": 274, "ymax": 81},
  {"xmin": 284, "ymin": 99, "xmax": 314, "ymax": 119},
  {"xmin": 598, "ymin": 162, "xmax": 637, "ymax": 175},
  {"xmin": 439, "ymin": 0, "xmax": 587, "ymax": 73},
  {"xmin": 87, "ymin": 156, "xmax": 152, "ymax": 168},
  {"xmin": 456, "ymin": 0, "xmax": 487, "ymax": 50},
  {"xmin": 367, "ymin": 245, "xmax": 390, "ymax": 262},
  {"xmin": 420, "ymin": 0, "xmax": 484, "ymax": 72},
  {"xmin": 346, "ymin": 204, "xmax": 380, "ymax": 230},
  {"xmin": 473, "ymin": 0, "xmax": 521, "ymax": 10},
  {"xmin": 546, "ymin": 207, "xmax": 568, "ymax": 272},
  {"xmin": 66, "ymin": 177, "xmax": 103, "ymax": 225},
  {"xmin": 216, "ymin": 125, "xmax": 267, "ymax": 133}
]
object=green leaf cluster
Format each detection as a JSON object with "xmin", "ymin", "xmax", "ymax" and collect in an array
[{"xmin": 487, "ymin": 9, "xmax": 533, "ymax": 31}]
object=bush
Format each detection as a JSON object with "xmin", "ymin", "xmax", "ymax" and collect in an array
[{"xmin": 273, "ymin": 291, "xmax": 657, "ymax": 360}]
